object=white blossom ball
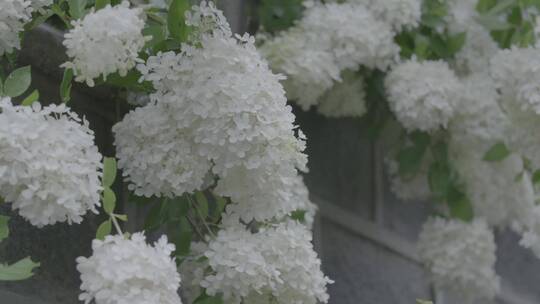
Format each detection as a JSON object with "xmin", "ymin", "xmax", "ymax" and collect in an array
[
  {"xmin": 300, "ymin": 3, "xmax": 399, "ymax": 71},
  {"xmin": 113, "ymin": 102, "xmax": 212, "ymax": 198},
  {"xmin": 454, "ymin": 25, "xmax": 499, "ymax": 75},
  {"xmin": 352, "ymin": 0, "xmax": 422, "ymax": 31},
  {"xmin": 258, "ymin": 28, "xmax": 341, "ymax": 110},
  {"xmin": 62, "ymin": 1, "xmax": 147, "ymax": 87},
  {"xmin": 418, "ymin": 217, "xmax": 500, "ymax": 302},
  {"xmin": 0, "ymin": 0, "xmax": 32, "ymax": 55},
  {"xmin": 0, "ymin": 98, "xmax": 102, "ymax": 227},
  {"xmin": 385, "ymin": 60, "xmax": 462, "ymax": 132},
  {"xmin": 190, "ymin": 221, "xmax": 331, "ymax": 304},
  {"xmin": 77, "ymin": 233, "xmax": 182, "ymax": 304},
  {"xmin": 137, "ymin": 9, "xmax": 308, "ymax": 221}
]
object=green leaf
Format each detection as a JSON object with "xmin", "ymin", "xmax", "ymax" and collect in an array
[
  {"xmin": 532, "ymin": 170, "xmax": 540, "ymax": 184},
  {"xmin": 212, "ymin": 194, "xmax": 227, "ymax": 221},
  {"xmin": 168, "ymin": 196, "xmax": 190, "ymax": 221},
  {"xmin": 195, "ymin": 192, "xmax": 209, "ymax": 219},
  {"xmin": 104, "ymin": 70, "xmax": 153, "ymax": 92},
  {"xmin": 94, "ymin": 0, "xmax": 110, "ymax": 10},
  {"xmin": 25, "ymin": 11, "xmax": 54, "ymax": 30},
  {"xmin": 115, "ymin": 214, "xmax": 128, "ymax": 221},
  {"xmin": 102, "ymin": 187, "xmax": 116, "ymax": 215},
  {"xmin": 397, "ymin": 146, "xmax": 425, "ymax": 178},
  {"xmin": 143, "ymin": 24, "xmax": 167, "ymax": 50},
  {"xmin": 475, "ymin": 14, "xmax": 512, "ymax": 31},
  {"xmin": 291, "ymin": 209, "xmax": 306, "ymax": 222},
  {"xmin": 447, "ymin": 32, "xmax": 467, "ymax": 55},
  {"xmin": 96, "ymin": 219, "xmax": 112, "ymax": 240},
  {"xmin": 0, "ymin": 216, "xmax": 9, "ymax": 242},
  {"xmin": 21, "ymin": 90, "xmax": 39, "ymax": 106},
  {"xmin": 68, "ymin": 0, "xmax": 88, "ymax": 19},
  {"xmin": 102, "ymin": 157, "xmax": 117, "ymax": 188},
  {"xmin": 193, "ymin": 291, "xmax": 224, "ymax": 304},
  {"xmin": 428, "ymin": 162, "xmax": 451, "ymax": 200},
  {"xmin": 447, "ymin": 187, "xmax": 474, "ymax": 221},
  {"xmin": 4, "ymin": 66, "xmax": 31, "ymax": 98},
  {"xmin": 171, "ymin": 217, "xmax": 192, "ymax": 256},
  {"xmin": 477, "ymin": 0, "xmax": 497, "ymax": 13},
  {"xmin": 413, "ymin": 34, "xmax": 430, "ymax": 59},
  {"xmin": 486, "ymin": 0, "xmax": 516, "ymax": 15},
  {"xmin": 258, "ymin": 0, "xmax": 304, "ymax": 33},
  {"xmin": 431, "ymin": 141, "xmax": 448, "ymax": 163},
  {"xmin": 60, "ymin": 69, "xmax": 73, "ymax": 103},
  {"xmin": 145, "ymin": 200, "xmax": 166, "ymax": 230},
  {"xmin": 0, "ymin": 258, "xmax": 39, "ymax": 281},
  {"xmin": 0, "ymin": 78, "xmax": 3, "ymax": 96},
  {"xmin": 167, "ymin": 0, "xmax": 191, "ymax": 42},
  {"xmin": 483, "ymin": 142, "xmax": 511, "ymax": 162}
]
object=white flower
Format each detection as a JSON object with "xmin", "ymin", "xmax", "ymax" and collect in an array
[
  {"xmin": 0, "ymin": 98, "xmax": 102, "ymax": 227},
  {"xmin": 385, "ymin": 60, "xmax": 462, "ymax": 132},
  {"xmin": 258, "ymin": 28, "xmax": 341, "ymax": 110},
  {"xmin": 132, "ymin": 5, "xmax": 308, "ymax": 221},
  {"xmin": 490, "ymin": 47, "xmax": 540, "ymax": 167},
  {"xmin": 453, "ymin": 24, "xmax": 499, "ymax": 75},
  {"xmin": 418, "ymin": 217, "xmax": 500, "ymax": 302},
  {"xmin": 77, "ymin": 233, "xmax": 182, "ymax": 304},
  {"xmin": 449, "ymin": 73, "xmax": 508, "ymax": 145},
  {"xmin": 352, "ymin": 0, "xmax": 422, "ymax": 31},
  {"xmin": 300, "ymin": 3, "xmax": 399, "ymax": 71},
  {"xmin": 113, "ymin": 102, "xmax": 212, "ymax": 198},
  {"xmin": 183, "ymin": 221, "xmax": 331, "ymax": 304},
  {"xmin": 0, "ymin": 0, "xmax": 32, "ymax": 56},
  {"xmin": 447, "ymin": 0, "xmax": 478, "ymax": 29},
  {"xmin": 316, "ymin": 71, "xmax": 367, "ymax": 118},
  {"xmin": 62, "ymin": 1, "xmax": 147, "ymax": 87}
]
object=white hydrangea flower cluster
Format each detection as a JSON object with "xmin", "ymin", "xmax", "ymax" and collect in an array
[
  {"xmin": 181, "ymin": 221, "xmax": 332, "ymax": 304},
  {"xmin": 112, "ymin": 102, "xmax": 212, "ymax": 198},
  {"xmin": 385, "ymin": 59, "xmax": 462, "ymax": 132},
  {"xmin": 0, "ymin": 98, "xmax": 102, "ymax": 227},
  {"xmin": 258, "ymin": 28, "xmax": 341, "ymax": 110},
  {"xmin": 418, "ymin": 217, "xmax": 501, "ymax": 302},
  {"xmin": 0, "ymin": 0, "xmax": 32, "ymax": 56},
  {"xmin": 117, "ymin": 2, "xmax": 308, "ymax": 222},
  {"xmin": 62, "ymin": 1, "xmax": 147, "ymax": 87},
  {"xmin": 351, "ymin": 0, "xmax": 422, "ymax": 31},
  {"xmin": 259, "ymin": 1, "xmax": 403, "ymax": 115},
  {"xmin": 316, "ymin": 71, "xmax": 367, "ymax": 118},
  {"xmin": 489, "ymin": 47, "xmax": 540, "ymax": 168},
  {"xmin": 77, "ymin": 233, "xmax": 182, "ymax": 304}
]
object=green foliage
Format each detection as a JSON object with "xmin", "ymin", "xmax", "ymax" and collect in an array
[
  {"xmin": 94, "ymin": 0, "xmax": 110, "ymax": 10},
  {"xmin": 258, "ymin": 0, "xmax": 304, "ymax": 33},
  {"xmin": 0, "ymin": 258, "xmax": 40, "ymax": 281},
  {"xmin": 195, "ymin": 191, "xmax": 209, "ymax": 219},
  {"xmin": 21, "ymin": 90, "xmax": 39, "ymax": 106},
  {"xmin": 168, "ymin": 0, "xmax": 191, "ymax": 42},
  {"xmin": 68, "ymin": 0, "xmax": 88, "ymax": 19},
  {"xmin": 96, "ymin": 219, "xmax": 112, "ymax": 240},
  {"xmin": 397, "ymin": 131, "xmax": 431, "ymax": 178},
  {"xmin": 483, "ymin": 142, "xmax": 511, "ymax": 162},
  {"xmin": 193, "ymin": 291, "xmax": 224, "ymax": 304},
  {"xmin": 0, "ymin": 216, "xmax": 9, "ymax": 242},
  {"xmin": 0, "ymin": 217, "xmax": 39, "ymax": 281},
  {"xmin": 102, "ymin": 157, "xmax": 117, "ymax": 188},
  {"xmin": 3, "ymin": 66, "xmax": 32, "ymax": 98},
  {"xmin": 60, "ymin": 68, "xmax": 74, "ymax": 104}
]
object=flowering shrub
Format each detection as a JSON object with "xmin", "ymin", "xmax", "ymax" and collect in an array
[
  {"xmin": 0, "ymin": 0, "xmax": 327, "ymax": 303},
  {"xmin": 4, "ymin": 0, "xmax": 540, "ymax": 302},
  {"xmin": 257, "ymin": 0, "xmax": 540, "ymax": 302}
]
